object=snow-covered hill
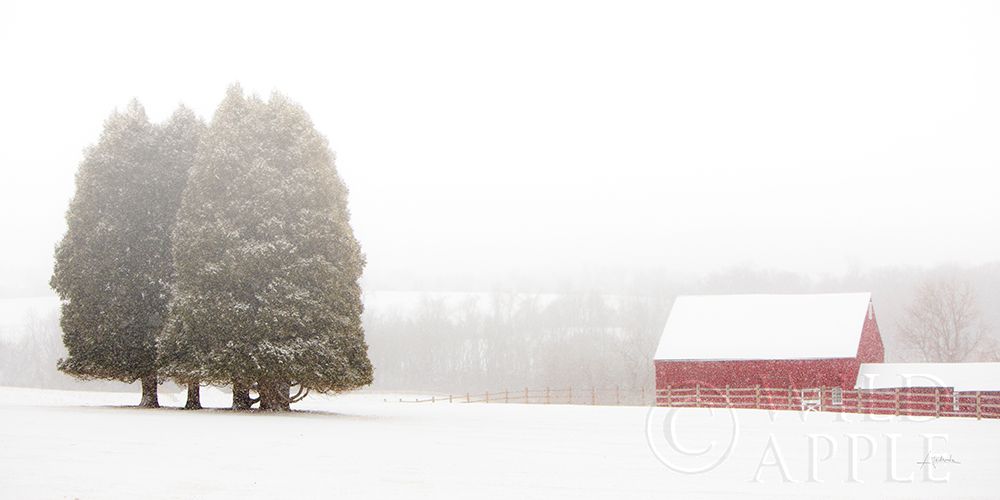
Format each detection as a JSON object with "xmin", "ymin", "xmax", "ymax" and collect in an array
[{"xmin": 0, "ymin": 386, "xmax": 997, "ymax": 499}]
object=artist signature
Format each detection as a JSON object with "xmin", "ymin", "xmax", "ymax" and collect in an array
[{"xmin": 917, "ymin": 453, "xmax": 961, "ymax": 470}]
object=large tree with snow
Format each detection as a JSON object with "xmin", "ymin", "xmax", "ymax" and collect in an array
[
  {"xmin": 158, "ymin": 85, "xmax": 373, "ymax": 410},
  {"xmin": 51, "ymin": 101, "xmax": 200, "ymax": 407},
  {"xmin": 154, "ymin": 106, "xmax": 206, "ymax": 408}
]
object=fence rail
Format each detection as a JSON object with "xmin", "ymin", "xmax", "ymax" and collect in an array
[
  {"xmin": 654, "ymin": 384, "xmax": 1000, "ymax": 420},
  {"xmin": 395, "ymin": 384, "xmax": 1000, "ymax": 420},
  {"xmin": 395, "ymin": 386, "xmax": 651, "ymax": 406}
]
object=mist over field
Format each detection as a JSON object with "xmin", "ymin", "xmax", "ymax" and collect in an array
[
  {"xmin": 2, "ymin": 0, "xmax": 1000, "ymax": 393},
  {"xmin": 4, "ymin": 264, "xmax": 999, "ymax": 394},
  {"xmin": 3, "ymin": 1, "xmax": 1000, "ymax": 499},
  {"xmin": 4, "ymin": 1, "xmax": 1000, "ymax": 292}
]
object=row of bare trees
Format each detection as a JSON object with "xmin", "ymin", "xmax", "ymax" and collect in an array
[
  {"xmin": 364, "ymin": 275, "xmax": 997, "ymax": 396},
  {"xmin": 2, "ymin": 270, "xmax": 996, "ymax": 392},
  {"xmin": 363, "ymin": 292, "xmax": 667, "ymax": 396}
]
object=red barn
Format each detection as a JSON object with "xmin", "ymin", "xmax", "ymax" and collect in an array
[{"xmin": 654, "ymin": 293, "xmax": 884, "ymax": 391}]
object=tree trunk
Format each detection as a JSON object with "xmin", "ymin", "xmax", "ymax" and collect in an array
[
  {"xmin": 258, "ymin": 379, "xmax": 291, "ymax": 411},
  {"xmin": 232, "ymin": 381, "xmax": 253, "ymax": 410},
  {"xmin": 139, "ymin": 374, "xmax": 159, "ymax": 408},
  {"xmin": 184, "ymin": 382, "xmax": 202, "ymax": 410}
]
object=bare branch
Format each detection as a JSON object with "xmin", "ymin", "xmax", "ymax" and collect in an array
[{"xmin": 897, "ymin": 277, "xmax": 992, "ymax": 362}]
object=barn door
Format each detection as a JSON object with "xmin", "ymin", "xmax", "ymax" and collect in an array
[{"xmin": 800, "ymin": 388, "xmax": 821, "ymax": 411}]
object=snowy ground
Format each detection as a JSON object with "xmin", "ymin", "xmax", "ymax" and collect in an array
[{"xmin": 1, "ymin": 386, "xmax": 998, "ymax": 499}]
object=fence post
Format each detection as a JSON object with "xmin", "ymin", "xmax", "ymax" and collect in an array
[
  {"xmin": 466, "ymin": 392, "xmax": 470, "ymax": 403},
  {"xmin": 695, "ymin": 383, "xmax": 700, "ymax": 406},
  {"xmin": 857, "ymin": 388, "xmax": 862, "ymax": 413},
  {"xmin": 486, "ymin": 391, "xmax": 490, "ymax": 404},
  {"xmin": 725, "ymin": 385, "xmax": 730, "ymax": 407},
  {"xmin": 431, "ymin": 396, "xmax": 435, "ymax": 403},
  {"xmin": 525, "ymin": 387, "xmax": 529, "ymax": 403},
  {"xmin": 546, "ymin": 387, "xmax": 550, "ymax": 405},
  {"xmin": 755, "ymin": 385, "xmax": 760, "ymax": 409},
  {"xmin": 935, "ymin": 388, "xmax": 940, "ymax": 418},
  {"xmin": 894, "ymin": 388, "xmax": 900, "ymax": 416},
  {"xmin": 449, "ymin": 394, "xmax": 452, "ymax": 403},
  {"xmin": 591, "ymin": 387, "xmax": 596, "ymax": 406},
  {"xmin": 818, "ymin": 387, "xmax": 823, "ymax": 412},
  {"xmin": 504, "ymin": 389, "xmax": 508, "ymax": 404},
  {"xmin": 788, "ymin": 386, "xmax": 792, "ymax": 411},
  {"xmin": 667, "ymin": 385, "xmax": 672, "ymax": 407}
]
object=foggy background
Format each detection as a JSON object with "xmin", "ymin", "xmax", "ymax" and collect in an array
[{"xmin": 1, "ymin": 1, "xmax": 998, "ymax": 394}]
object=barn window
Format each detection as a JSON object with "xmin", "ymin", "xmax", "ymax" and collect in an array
[{"xmin": 831, "ymin": 387, "xmax": 843, "ymax": 406}]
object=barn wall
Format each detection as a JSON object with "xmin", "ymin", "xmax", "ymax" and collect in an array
[
  {"xmin": 655, "ymin": 358, "xmax": 860, "ymax": 390},
  {"xmin": 856, "ymin": 303, "xmax": 885, "ymax": 363}
]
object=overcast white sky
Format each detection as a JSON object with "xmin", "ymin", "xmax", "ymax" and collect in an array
[{"xmin": 1, "ymin": 0, "xmax": 999, "ymax": 297}]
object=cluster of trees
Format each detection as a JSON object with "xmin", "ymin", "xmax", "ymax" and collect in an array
[{"xmin": 49, "ymin": 85, "xmax": 372, "ymax": 411}]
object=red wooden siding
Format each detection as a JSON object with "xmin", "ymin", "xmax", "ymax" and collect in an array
[{"xmin": 856, "ymin": 304, "xmax": 884, "ymax": 363}]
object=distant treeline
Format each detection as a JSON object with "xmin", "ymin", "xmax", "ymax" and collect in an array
[
  {"xmin": 365, "ymin": 292, "xmax": 667, "ymax": 396},
  {"xmin": 3, "ymin": 264, "xmax": 998, "ymax": 394},
  {"xmin": 363, "ymin": 263, "xmax": 1000, "ymax": 394}
]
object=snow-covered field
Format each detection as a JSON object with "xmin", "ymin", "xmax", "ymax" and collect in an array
[{"xmin": 1, "ymin": 386, "xmax": 998, "ymax": 499}]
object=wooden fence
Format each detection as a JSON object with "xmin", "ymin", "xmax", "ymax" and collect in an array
[
  {"xmin": 396, "ymin": 386, "xmax": 651, "ymax": 406},
  {"xmin": 656, "ymin": 385, "xmax": 1000, "ymax": 420},
  {"xmin": 396, "ymin": 384, "xmax": 1000, "ymax": 419}
]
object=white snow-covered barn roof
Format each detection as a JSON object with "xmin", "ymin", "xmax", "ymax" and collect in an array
[
  {"xmin": 654, "ymin": 293, "xmax": 872, "ymax": 361},
  {"xmin": 855, "ymin": 363, "xmax": 1000, "ymax": 392}
]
